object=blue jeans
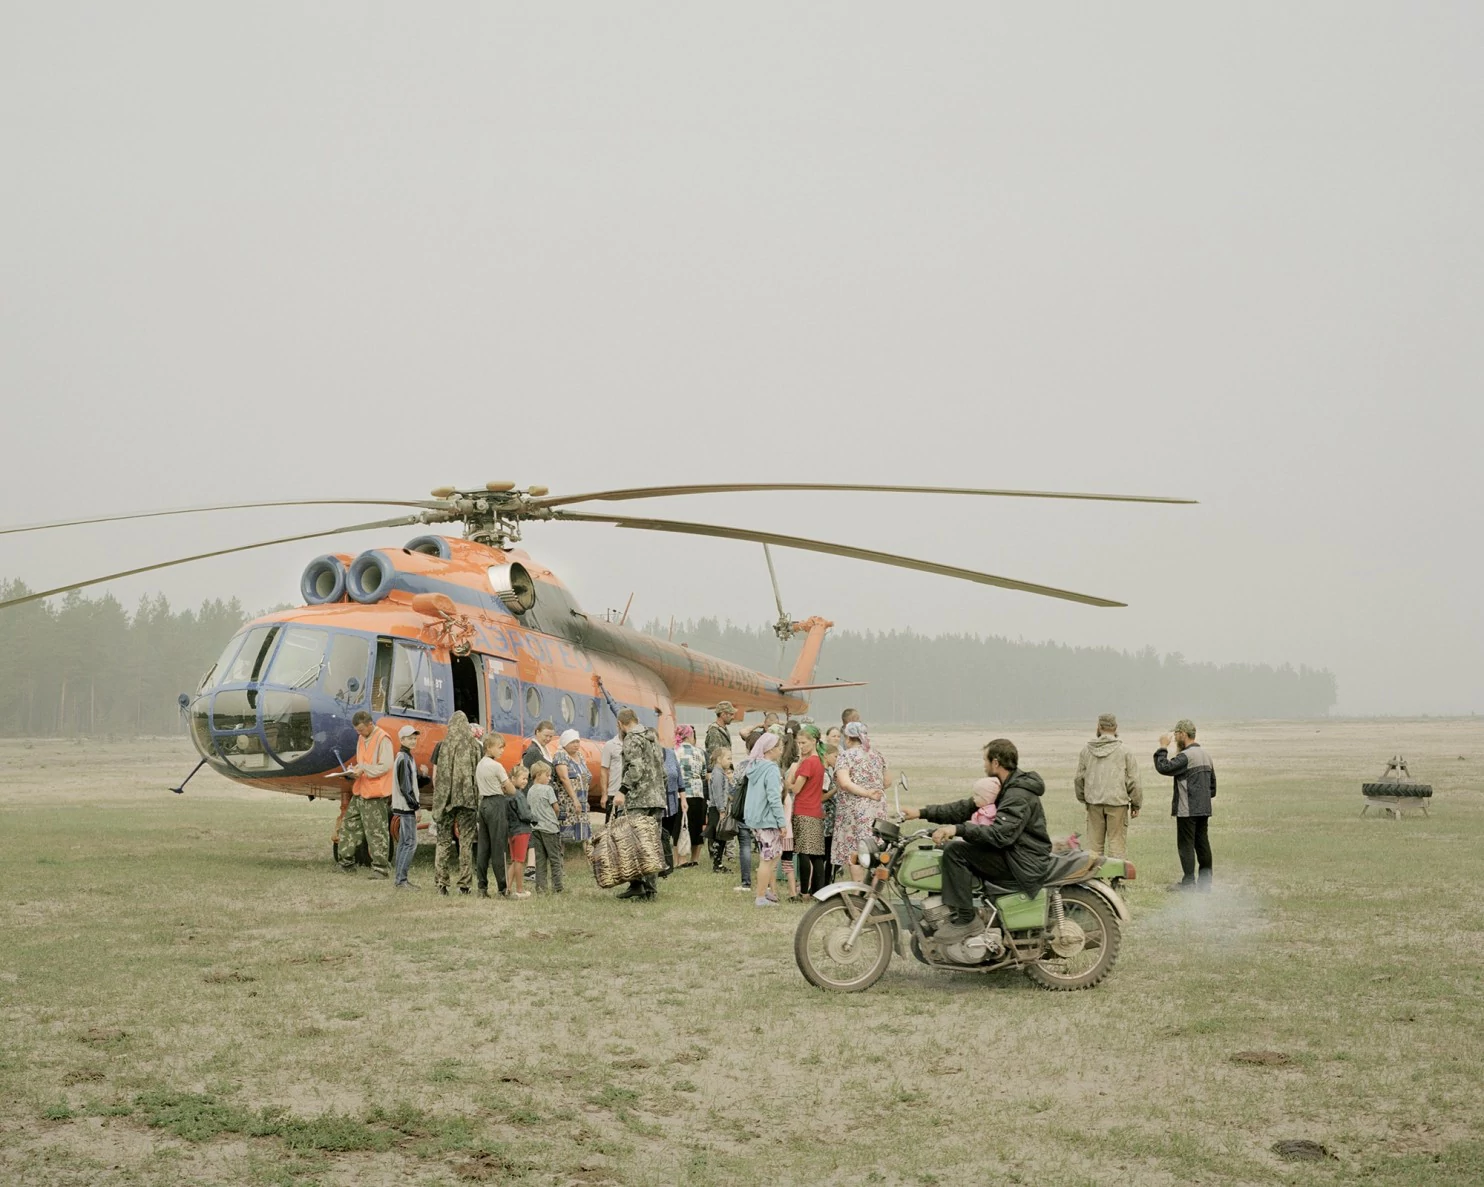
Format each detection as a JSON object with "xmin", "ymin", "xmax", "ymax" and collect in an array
[
  {"xmin": 392, "ymin": 811, "xmax": 418, "ymax": 885},
  {"xmin": 737, "ymin": 827, "xmax": 752, "ymax": 888}
]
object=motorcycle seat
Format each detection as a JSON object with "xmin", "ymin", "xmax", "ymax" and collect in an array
[{"xmin": 1041, "ymin": 850, "xmax": 1100, "ymax": 886}]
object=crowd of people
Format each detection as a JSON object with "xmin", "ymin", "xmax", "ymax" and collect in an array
[{"xmin": 334, "ymin": 701, "xmax": 1217, "ymax": 902}]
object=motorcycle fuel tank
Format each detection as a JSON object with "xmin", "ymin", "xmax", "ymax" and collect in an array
[{"xmin": 896, "ymin": 845, "xmax": 943, "ymax": 892}]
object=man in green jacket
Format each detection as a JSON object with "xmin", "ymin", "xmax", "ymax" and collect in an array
[
  {"xmin": 903, "ymin": 738, "xmax": 1052, "ymax": 947},
  {"xmin": 611, "ymin": 709, "xmax": 667, "ymax": 901}
]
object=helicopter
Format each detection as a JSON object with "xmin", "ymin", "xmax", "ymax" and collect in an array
[{"xmin": 0, "ymin": 481, "xmax": 1193, "ymax": 852}]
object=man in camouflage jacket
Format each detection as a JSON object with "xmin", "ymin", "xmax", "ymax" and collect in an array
[{"xmin": 612, "ymin": 708, "xmax": 669, "ymax": 900}]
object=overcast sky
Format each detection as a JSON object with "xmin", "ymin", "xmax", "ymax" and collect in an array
[{"xmin": 2, "ymin": 3, "xmax": 1479, "ymax": 715}]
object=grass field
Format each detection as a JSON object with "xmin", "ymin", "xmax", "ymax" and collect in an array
[{"xmin": 2, "ymin": 720, "xmax": 1482, "ymax": 1186}]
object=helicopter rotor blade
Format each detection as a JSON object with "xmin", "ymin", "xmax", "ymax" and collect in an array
[
  {"xmin": 763, "ymin": 543, "xmax": 787, "ymax": 620},
  {"xmin": 763, "ymin": 544, "xmax": 788, "ymax": 676},
  {"xmin": 0, "ymin": 498, "xmax": 453, "ymax": 538},
  {"xmin": 551, "ymin": 512, "xmax": 1127, "ymax": 607},
  {"xmin": 0, "ymin": 515, "xmax": 426, "ymax": 611},
  {"xmin": 533, "ymin": 482, "xmax": 1197, "ymax": 509}
]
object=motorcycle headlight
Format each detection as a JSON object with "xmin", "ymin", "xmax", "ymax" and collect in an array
[{"xmin": 858, "ymin": 845, "xmax": 872, "ymax": 870}]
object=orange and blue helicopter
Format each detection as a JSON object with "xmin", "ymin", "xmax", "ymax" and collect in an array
[{"xmin": 0, "ymin": 481, "xmax": 1193, "ymax": 852}]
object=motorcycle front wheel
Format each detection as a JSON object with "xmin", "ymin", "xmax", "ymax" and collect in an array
[
  {"xmin": 794, "ymin": 895, "xmax": 895, "ymax": 992},
  {"xmin": 1023, "ymin": 886, "xmax": 1122, "ymax": 991}
]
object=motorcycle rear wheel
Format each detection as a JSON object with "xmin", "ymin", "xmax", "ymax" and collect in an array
[
  {"xmin": 794, "ymin": 896, "xmax": 895, "ymax": 992},
  {"xmin": 1023, "ymin": 886, "xmax": 1121, "ymax": 991}
]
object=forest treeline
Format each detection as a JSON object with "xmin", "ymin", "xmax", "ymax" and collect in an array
[
  {"xmin": 0, "ymin": 581, "xmax": 1337, "ymax": 737},
  {"xmin": 646, "ymin": 618, "xmax": 1338, "ymax": 724},
  {"xmin": 0, "ymin": 581, "xmax": 252, "ymax": 736}
]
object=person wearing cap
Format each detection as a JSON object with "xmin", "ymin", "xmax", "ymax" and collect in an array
[
  {"xmin": 1073, "ymin": 714, "xmax": 1142, "ymax": 859},
  {"xmin": 338, "ymin": 711, "xmax": 396, "ymax": 880},
  {"xmin": 705, "ymin": 702, "xmax": 735, "ymax": 762},
  {"xmin": 1154, "ymin": 720, "xmax": 1216, "ymax": 892},
  {"xmin": 553, "ymin": 728, "xmax": 591, "ymax": 843},
  {"xmin": 391, "ymin": 725, "xmax": 422, "ymax": 889}
]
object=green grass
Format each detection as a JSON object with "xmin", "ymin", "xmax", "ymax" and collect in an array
[{"xmin": 0, "ymin": 724, "xmax": 1482, "ymax": 1185}]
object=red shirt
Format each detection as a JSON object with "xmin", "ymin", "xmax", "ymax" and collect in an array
[{"xmin": 792, "ymin": 754, "xmax": 825, "ymax": 818}]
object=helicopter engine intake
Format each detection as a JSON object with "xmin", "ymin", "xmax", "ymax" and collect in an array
[{"xmin": 300, "ymin": 555, "xmax": 347, "ymax": 605}]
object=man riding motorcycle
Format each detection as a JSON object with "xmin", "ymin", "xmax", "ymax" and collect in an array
[{"xmin": 901, "ymin": 738, "xmax": 1052, "ymax": 949}]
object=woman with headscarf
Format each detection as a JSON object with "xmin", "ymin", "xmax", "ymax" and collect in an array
[
  {"xmin": 674, "ymin": 725, "xmax": 707, "ymax": 869},
  {"xmin": 740, "ymin": 730, "xmax": 786, "ymax": 907},
  {"xmin": 832, "ymin": 721, "xmax": 889, "ymax": 882},
  {"xmin": 553, "ymin": 728, "xmax": 591, "ymax": 844},
  {"xmin": 433, "ymin": 710, "xmax": 482, "ymax": 896}
]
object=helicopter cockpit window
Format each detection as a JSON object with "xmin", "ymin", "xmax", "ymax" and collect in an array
[
  {"xmin": 221, "ymin": 626, "xmax": 280, "ymax": 685},
  {"xmin": 325, "ymin": 633, "xmax": 370, "ymax": 704},
  {"xmin": 264, "ymin": 629, "xmax": 328, "ymax": 690},
  {"xmin": 389, "ymin": 642, "xmax": 436, "ymax": 717}
]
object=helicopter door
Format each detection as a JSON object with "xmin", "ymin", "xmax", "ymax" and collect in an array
[{"xmin": 449, "ymin": 653, "xmax": 485, "ymax": 726}]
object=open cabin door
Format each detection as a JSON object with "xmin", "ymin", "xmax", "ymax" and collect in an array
[{"xmin": 449, "ymin": 652, "xmax": 485, "ymax": 727}]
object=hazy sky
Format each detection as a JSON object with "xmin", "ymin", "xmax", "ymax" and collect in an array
[{"xmin": 2, "ymin": 4, "xmax": 1480, "ymax": 715}]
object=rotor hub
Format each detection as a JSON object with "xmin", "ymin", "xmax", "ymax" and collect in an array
[{"xmin": 419, "ymin": 486, "xmax": 557, "ymax": 549}]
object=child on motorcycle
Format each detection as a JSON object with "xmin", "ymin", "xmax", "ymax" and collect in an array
[{"xmin": 969, "ymin": 776, "xmax": 1000, "ymax": 826}]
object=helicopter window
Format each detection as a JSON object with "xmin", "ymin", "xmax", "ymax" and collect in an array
[
  {"xmin": 496, "ymin": 680, "xmax": 516, "ymax": 713},
  {"xmin": 389, "ymin": 642, "xmax": 437, "ymax": 717},
  {"xmin": 524, "ymin": 686, "xmax": 542, "ymax": 719},
  {"xmin": 325, "ymin": 633, "xmax": 370, "ymax": 704},
  {"xmin": 202, "ymin": 634, "xmax": 246, "ymax": 690},
  {"xmin": 261, "ymin": 691, "xmax": 314, "ymax": 762},
  {"xmin": 559, "ymin": 694, "xmax": 575, "ymax": 725},
  {"xmin": 221, "ymin": 625, "xmax": 280, "ymax": 685},
  {"xmin": 265, "ymin": 629, "xmax": 328, "ymax": 690}
]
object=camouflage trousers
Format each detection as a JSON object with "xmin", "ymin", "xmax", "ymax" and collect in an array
[
  {"xmin": 434, "ymin": 806, "xmax": 478, "ymax": 891},
  {"xmin": 339, "ymin": 794, "xmax": 391, "ymax": 875}
]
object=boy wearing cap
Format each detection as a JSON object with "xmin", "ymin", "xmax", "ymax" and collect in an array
[
  {"xmin": 1073, "ymin": 714, "xmax": 1142, "ymax": 859},
  {"xmin": 391, "ymin": 725, "xmax": 422, "ymax": 889},
  {"xmin": 1154, "ymin": 720, "xmax": 1216, "ymax": 891}
]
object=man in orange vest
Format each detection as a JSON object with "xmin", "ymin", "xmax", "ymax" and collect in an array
[{"xmin": 338, "ymin": 710, "xmax": 395, "ymax": 879}]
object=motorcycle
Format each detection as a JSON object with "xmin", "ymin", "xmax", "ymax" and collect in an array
[{"xmin": 794, "ymin": 785, "xmax": 1134, "ymax": 992}]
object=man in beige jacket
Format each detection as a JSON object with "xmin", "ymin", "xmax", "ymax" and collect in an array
[{"xmin": 1073, "ymin": 713, "xmax": 1142, "ymax": 858}]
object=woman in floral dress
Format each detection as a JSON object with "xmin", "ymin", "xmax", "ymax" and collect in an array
[
  {"xmin": 830, "ymin": 721, "xmax": 888, "ymax": 881},
  {"xmin": 553, "ymin": 729, "xmax": 591, "ymax": 844}
]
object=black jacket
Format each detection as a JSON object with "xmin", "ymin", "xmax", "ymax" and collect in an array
[
  {"xmin": 920, "ymin": 770, "xmax": 1053, "ymax": 894},
  {"xmin": 1153, "ymin": 744, "xmax": 1216, "ymax": 818}
]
